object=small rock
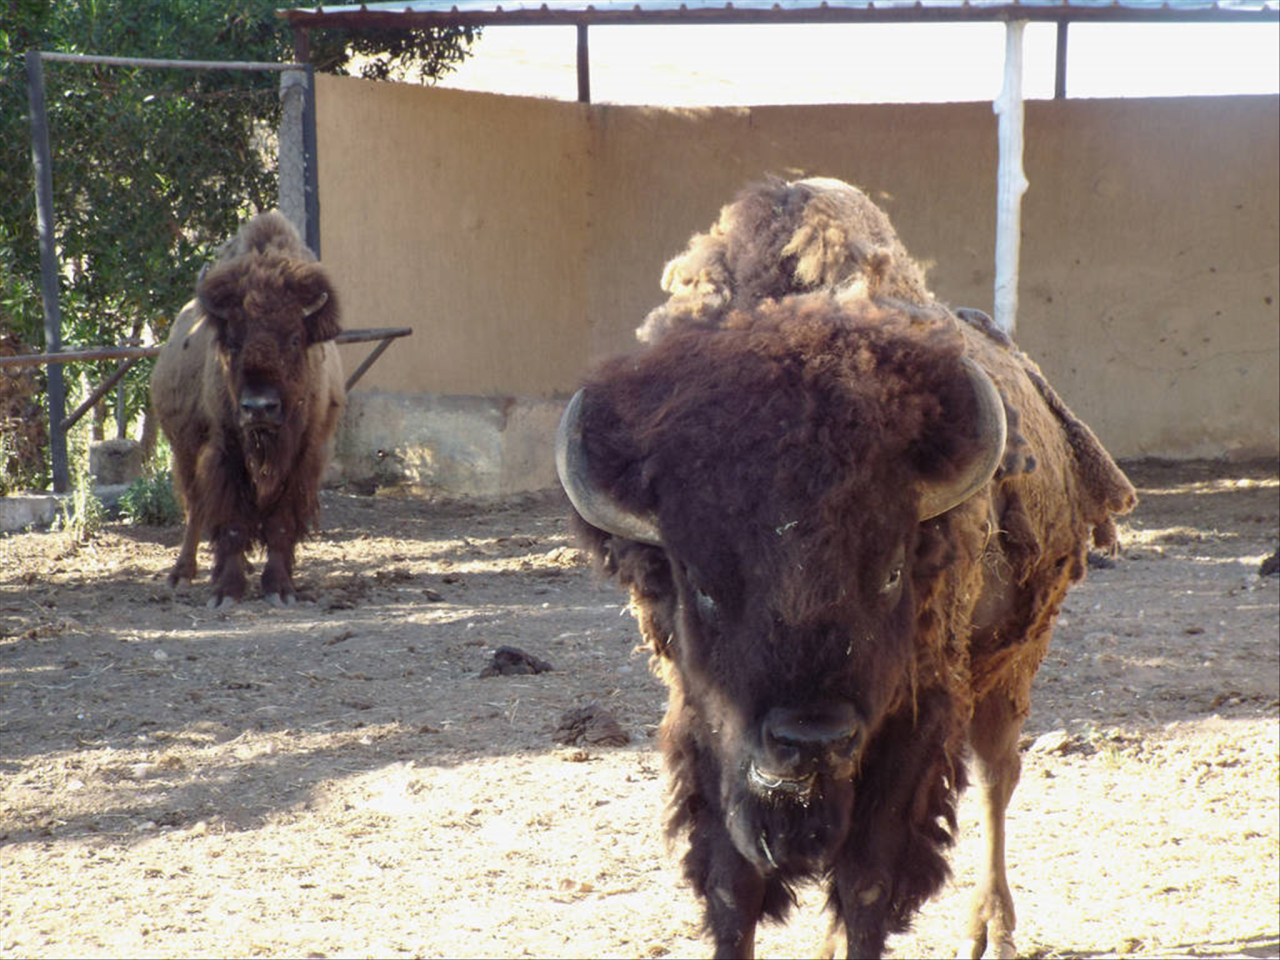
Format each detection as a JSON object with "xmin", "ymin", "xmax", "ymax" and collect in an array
[
  {"xmin": 1260, "ymin": 551, "xmax": 1279, "ymax": 577},
  {"xmin": 1027, "ymin": 729, "xmax": 1072, "ymax": 755}
]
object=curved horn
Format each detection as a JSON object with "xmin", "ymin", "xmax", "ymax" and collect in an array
[
  {"xmin": 556, "ymin": 389, "xmax": 664, "ymax": 545},
  {"xmin": 301, "ymin": 290, "xmax": 329, "ymax": 317},
  {"xmin": 917, "ymin": 356, "xmax": 1008, "ymax": 520}
]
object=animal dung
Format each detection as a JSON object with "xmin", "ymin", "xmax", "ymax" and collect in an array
[
  {"xmin": 554, "ymin": 703, "xmax": 630, "ymax": 747},
  {"xmin": 479, "ymin": 645, "xmax": 553, "ymax": 678}
]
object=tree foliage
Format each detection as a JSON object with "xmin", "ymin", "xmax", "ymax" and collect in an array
[{"xmin": 0, "ymin": 0, "xmax": 475, "ymax": 489}]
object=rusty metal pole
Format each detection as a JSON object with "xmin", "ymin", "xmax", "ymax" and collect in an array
[
  {"xmin": 25, "ymin": 50, "xmax": 69, "ymax": 493},
  {"xmin": 302, "ymin": 62, "xmax": 321, "ymax": 257},
  {"xmin": 1054, "ymin": 21, "xmax": 1069, "ymax": 100},
  {"xmin": 576, "ymin": 24, "xmax": 591, "ymax": 103}
]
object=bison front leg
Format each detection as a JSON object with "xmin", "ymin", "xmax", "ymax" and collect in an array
[
  {"xmin": 208, "ymin": 523, "xmax": 250, "ymax": 609},
  {"xmin": 166, "ymin": 447, "xmax": 202, "ymax": 587},
  {"xmin": 962, "ymin": 689, "xmax": 1024, "ymax": 960},
  {"xmin": 260, "ymin": 514, "xmax": 302, "ymax": 607},
  {"xmin": 168, "ymin": 517, "xmax": 202, "ymax": 588},
  {"xmin": 685, "ymin": 817, "xmax": 766, "ymax": 958},
  {"xmin": 828, "ymin": 859, "xmax": 895, "ymax": 958}
]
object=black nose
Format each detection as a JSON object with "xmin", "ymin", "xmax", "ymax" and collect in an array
[
  {"xmin": 760, "ymin": 704, "xmax": 861, "ymax": 776},
  {"xmin": 239, "ymin": 386, "xmax": 282, "ymax": 423}
]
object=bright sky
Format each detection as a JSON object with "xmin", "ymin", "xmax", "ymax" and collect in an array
[{"xmin": 433, "ymin": 22, "xmax": 1280, "ymax": 104}]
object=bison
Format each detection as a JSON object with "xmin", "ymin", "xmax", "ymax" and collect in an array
[
  {"xmin": 151, "ymin": 211, "xmax": 344, "ymax": 608},
  {"xmin": 557, "ymin": 177, "xmax": 1136, "ymax": 958}
]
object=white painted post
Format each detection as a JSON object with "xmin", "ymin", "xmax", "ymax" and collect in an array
[{"xmin": 993, "ymin": 20, "xmax": 1029, "ymax": 336}]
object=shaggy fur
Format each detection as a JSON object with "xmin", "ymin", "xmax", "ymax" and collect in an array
[
  {"xmin": 569, "ymin": 177, "xmax": 1135, "ymax": 958},
  {"xmin": 150, "ymin": 212, "xmax": 344, "ymax": 607},
  {"xmin": 637, "ymin": 176, "xmax": 932, "ymax": 346}
]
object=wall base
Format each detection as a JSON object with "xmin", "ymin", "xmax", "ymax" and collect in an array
[{"xmin": 334, "ymin": 390, "xmax": 566, "ymax": 497}]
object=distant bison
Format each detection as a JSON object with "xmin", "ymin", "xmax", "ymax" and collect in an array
[
  {"xmin": 151, "ymin": 212, "xmax": 344, "ymax": 608},
  {"xmin": 558, "ymin": 177, "xmax": 1135, "ymax": 958}
]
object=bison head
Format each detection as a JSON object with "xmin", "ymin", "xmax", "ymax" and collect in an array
[
  {"xmin": 560, "ymin": 296, "xmax": 1004, "ymax": 878},
  {"xmin": 196, "ymin": 249, "xmax": 340, "ymax": 496}
]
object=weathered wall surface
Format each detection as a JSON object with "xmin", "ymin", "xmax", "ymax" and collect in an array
[
  {"xmin": 317, "ymin": 78, "xmax": 593, "ymax": 399},
  {"xmin": 1018, "ymin": 97, "xmax": 1279, "ymax": 459},
  {"xmin": 316, "ymin": 74, "xmax": 1278, "ymax": 492}
]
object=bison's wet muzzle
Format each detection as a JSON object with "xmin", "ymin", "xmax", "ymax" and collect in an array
[
  {"xmin": 238, "ymin": 384, "xmax": 284, "ymax": 430},
  {"xmin": 729, "ymin": 702, "xmax": 862, "ymax": 874},
  {"xmin": 748, "ymin": 703, "xmax": 861, "ymax": 798}
]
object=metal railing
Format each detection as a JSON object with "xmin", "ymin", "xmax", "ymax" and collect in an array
[{"xmin": 0, "ymin": 327, "xmax": 412, "ymax": 431}]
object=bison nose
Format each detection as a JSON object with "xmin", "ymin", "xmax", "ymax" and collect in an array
[
  {"xmin": 760, "ymin": 704, "xmax": 861, "ymax": 776},
  {"xmin": 239, "ymin": 386, "xmax": 282, "ymax": 424}
]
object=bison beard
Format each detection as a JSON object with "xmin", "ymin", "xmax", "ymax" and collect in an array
[
  {"xmin": 150, "ymin": 211, "xmax": 344, "ymax": 609},
  {"xmin": 560, "ymin": 177, "xmax": 1135, "ymax": 959}
]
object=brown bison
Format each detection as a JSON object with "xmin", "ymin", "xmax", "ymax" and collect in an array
[
  {"xmin": 151, "ymin": 211, "xmax": 344, "ymax": 609},
  {"xmin": 558, "ymin": 177, "xmax": 1136, "ymax": 958}
]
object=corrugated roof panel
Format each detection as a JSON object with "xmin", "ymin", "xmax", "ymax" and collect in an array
[{"xmin": 280, "ymin": 1, "xmax": 1280, "ymax": 25}]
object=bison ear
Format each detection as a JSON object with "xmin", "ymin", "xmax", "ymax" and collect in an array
[
  {"xmin": 290, "ymin": 265, "xmax": 341, "ymax": 345},
  {"xmin": 196, "ymin": 265, "xmax": 241, "ymax": 329}
]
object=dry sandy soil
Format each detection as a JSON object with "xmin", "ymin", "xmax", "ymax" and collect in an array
[{"xmin": 1, "ymin": 458, "xmax": 1277, "ymax": 960}]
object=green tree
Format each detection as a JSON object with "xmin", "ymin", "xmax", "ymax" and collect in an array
[{"xmin": 0, "ymin": 0, "xmax": 474, "ymax": 489}]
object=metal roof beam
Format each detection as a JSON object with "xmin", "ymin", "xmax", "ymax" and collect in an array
[{"xmin": 279, "ymin": 3, "xmax": 1280, "ymax": 30}]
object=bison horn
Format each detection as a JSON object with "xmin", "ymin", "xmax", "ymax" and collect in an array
[
  {"xmin": 301, "ymin": 291, "xmax": 329, "ymax": 317},
  {"xmin": 556, "ymin": 389, "xmax": 664, "ymax": 545},
  {"xmin": 917, "ymin": 356, "xmax": 1007, "ymax": 520}
]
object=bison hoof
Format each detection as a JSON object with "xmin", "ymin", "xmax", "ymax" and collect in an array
[
  {"xmin": 264, "ymin": 591, "xmax": 297, "ymax": 608},
  {"xmin": 958, "ymin": 935, "xmax": 1017, "ymax": 960},
  {"xmin": 207, "ymin": 594, "xmax": 237, "ymax": 611}
]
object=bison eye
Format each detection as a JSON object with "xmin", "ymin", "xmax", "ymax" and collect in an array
[
  {"xmin": 880, "ymin": 566, "xmax": 903, "ymax": 595},
  {"xmin": 695, "ymin": 588, "xmax": 718, "ymax": 621},
  {"xmin": 289, "ymin": 332, "xmax": 302, "ymax": 351}
]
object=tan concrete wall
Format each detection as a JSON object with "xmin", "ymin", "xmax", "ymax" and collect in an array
[
  {"xmin": 317, "ymin": 77, "xmax": 593, "ymax": 397},
  {"xmin": 1018, "ymin": 97, "xmax": 1279, "ymax": 459},
  {"xmin": 316, "ymin": 73, "xmax": 1278, "ymax": 472}
]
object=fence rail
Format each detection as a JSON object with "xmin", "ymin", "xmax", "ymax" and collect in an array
[
  {"xmin": 1, "ymin": 327, "xmax": 412, "ymax": 432},
  {"xmin": 37, "ymin": 52, "xmax": 305, "ymax": 71}
]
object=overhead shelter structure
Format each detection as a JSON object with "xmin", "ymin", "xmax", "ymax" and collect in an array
[{"xmin": 279, "ymin": 0, "xmax": 1280, "ymax": 335}]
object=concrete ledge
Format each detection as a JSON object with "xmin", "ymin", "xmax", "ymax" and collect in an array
[
  {"xmin": 0, "ymin": 483, "xmax": 139, "ymax": 534},
  {"xmin": 3, "ymin": 391, "xmax": 566, "ymax": 532},
  {"xmin": 335, "ymin": 390, "xmax": 566, "ymax": 497},
  {"xmin": 0, "ymin": 493, "xmax": 63, "ymax": 533}
]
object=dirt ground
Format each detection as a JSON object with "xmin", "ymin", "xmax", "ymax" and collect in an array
[{"xmin": 1, "ymin": 458, "xmax": 1277, "ymax": 960}]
